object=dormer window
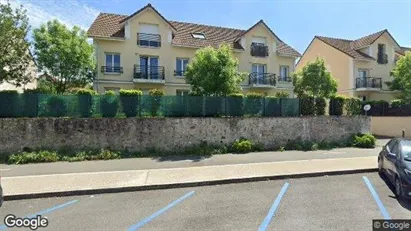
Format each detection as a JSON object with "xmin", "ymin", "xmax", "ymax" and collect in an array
[{"xmin": 192, "ymin": 32, "xmax": 206, "ymax": 39}]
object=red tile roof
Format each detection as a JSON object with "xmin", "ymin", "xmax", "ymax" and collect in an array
[{"xmin": 87, "ymin": 4, "xmax": 300, "ymax": 57}]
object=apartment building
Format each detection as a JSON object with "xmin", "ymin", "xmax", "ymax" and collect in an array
[
  {"xmin": 87, "ymin": 4, "xmax": 300, "ymax": 96},
  {"xmin": 296, "ymin": 29, "xmax": 409, "ymax": 102}
]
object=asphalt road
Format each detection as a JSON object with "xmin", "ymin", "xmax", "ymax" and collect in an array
[
  {"xmin": 0, "ymin": 147, "xmax": 379, "ymax": 177},
  {"xmin": 1, "ymin": 172, "xmax": 410, "ymax": 231}
]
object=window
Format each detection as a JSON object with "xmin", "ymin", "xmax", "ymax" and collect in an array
[
  {"xmin": 358, "ymin": 70, "xmax": 367, "ymax": 78},
  {"xmin": 279, "ymin": 66, "xmax": 289, "ymax": 81},
  {"xmin": 192, "ymin": 32, "xmax": 206, "ymax": 39},
  {"xmin": 139, "ymin": 56, "xmax": 160, "ymax": 79},
  {"xmin": 252, "ymin": 64, "xmax": 266, "ymax": 74},
  {"xmin": 138, "ymin": 23, "xmax": 161, "ymax": 47},
  {"xmin": 378, "ymin": 44, "xmax": 386, "ymax": 54},
  {"xmin": 175, "ymin": 58, "xmax": 189, "ymax": 76},
  {"xmin": 105, "ymin": 54, "xmax": 121, "ymax": 73},
  {"xmin": 176, "ymin": 90, "xmax": 189, "ymax": 96}
]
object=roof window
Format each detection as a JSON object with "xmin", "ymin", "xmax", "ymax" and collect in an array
[{"xmin": 192, "ymin": 32, "xmax": 206, "ymax": 39}]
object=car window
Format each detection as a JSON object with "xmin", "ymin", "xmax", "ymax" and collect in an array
[
  {"xmin": 391, "ymin": 142, "xmax": 399, "ymax": 154},
  {"xmin": 401, "ymin": 140, "xmax": 411, "ymax": 161},
  {"xmin": 387, "ymin": 140, "xmax": 396, "ymax": 153}
]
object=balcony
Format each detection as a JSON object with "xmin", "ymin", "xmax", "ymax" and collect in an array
[
  {"xmin": 355, "ymin": 77, "xmax": 382, "ymax": 90},
  {"xmin": 278, "ymin": 76, "xmax": 292, "ymax": 83},
  {"xmin": 133, "ymin": 65, "xmax": 165, "ymax": 84},
  {"xmin": 249, "ymin": 73, "xmax": 276, "ymax": 87},
  {"xmin": 100, "ymin": 66, "xmax": 123, "ymax": 74},
  {"xmin": 250, "ymin": 43, "xmax": 269, "ymax": 57},
  {"xmin": 137, "ymin": 33, "xmax": 161, "ymax": 48},
  {"xmin": 377, "ymin": 53, "xmax": 388, "ymax": 64},
  {"xmin": 174, "ymin": 70, "xmax": 186, "ymax": 77}
]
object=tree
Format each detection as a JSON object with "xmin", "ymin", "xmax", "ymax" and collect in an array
[
  {"xmin": 185, "ymin": 44, "xmax": 246, "ymax": 96},
  {"xmin": 0, "ymin": 1, "xmax": 33, "ymax": 87},
  {"xmin": 389, "ymin": 52, "xmax": 411, "ymax": 103},
  {"xmin": 293, "ymin": 57, "xmax": 338, "ymax": 98},
  {"xmin": 33, "ymin": 20, "xmax": 94, "ymax": 94}
]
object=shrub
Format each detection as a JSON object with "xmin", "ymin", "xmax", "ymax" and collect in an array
[
  {"xmin": 63, "ymin": 149, "xmax": 121, "ymax": 162},
  {"xmin": 391, "ymin": 99, "xmax": 403, "ymax": 108},
  {"xmin": 345, "ymin": 97, "xmax": 362, "ymax": 115},
  {"xmin": 275, "ymin": 92, "xmax": 290, "ymax": 98},
  {"xmin": 300, "ymin": 96, "xmax": 315, "ymax": 116},
  {"xmin": 45, "ymin": 95, "xmax": 67, "ymax": 117},
  {"xmin": 76, "ymin": 89, "xmax": 96, "ymax": 118},
  {"xmin": 285, "ymin": 140, "xmax": 302, "ymax": 150},
  {"xmin": 244, "ymin": 92, "xmax": 263, "ymax": 116},
  {"xmin": 100, "ymin": 90, "xmax": 119, "ymax": 118},
  {"xmin": 329, "ymin": 95, "xmax": 346, "ymax": 116},
  {"xmin": 8, "ymin": 151, "xmax": 59, "ymax": 164},
  {"xmin": 0, "ymin": 90, "xmax": 19, "ymax": 117},
  {"xmin": 148, "ymin": 89, "xmax": 165, "ymax": 116},
  {"xmin": 119, "ymin": 89, "xmax": 141, "ymax": 117},
  {"xmin": 352, "ymin": 133, "xmax": 376, "ymax": 148},
  {"xmin": 314, "ymin": 97, "xmax": 326, "ymax": 115},
  {"xmin": 231, "ymin": 139, "xmax": 253, "ymax": 153},
  {"xmin": 227, "ymin": 93, "xmax": 244, "ymax": 117}
]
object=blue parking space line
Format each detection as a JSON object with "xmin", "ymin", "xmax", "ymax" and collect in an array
[
  {"xmin": 0, "ymin": 199, "xmax": 78, "ymax": 230},
  {"xmin": 258, "ymin": 182, "xmax": 290, "ymax": 231},
  {"xmin": 362, "ymin": 176, "xmax": 391, "ymax": 220},
  {"xmin": 127, "ymin": 191, "xmax": 195, "ymax": 231}
]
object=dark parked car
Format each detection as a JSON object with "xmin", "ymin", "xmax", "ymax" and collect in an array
[{"xmin": 378, "ymin": 138, "xmax": 411, "ymax": 199}]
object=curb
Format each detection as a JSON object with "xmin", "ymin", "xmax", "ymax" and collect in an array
[{"xmin": 3, "ymin": 168, "xmax": 378, "ymax": 201}]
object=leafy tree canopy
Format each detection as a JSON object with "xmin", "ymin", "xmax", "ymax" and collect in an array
[
  {"xmin": 33, "ymin": 20, "xmax": 94, "ymax": 94},
  {"xmin": 0, "ymin": 1, "xmax": 33, "ymax": 87},
  {"xmin": 293, "ymin": 57, "xmax": 338, "ymax": 98},
  {"xmin": 389, "ymin": 52, "xmax": 411, "ymax": 103},
  {"xmin": 185, "ymin": 44, "xmax": 246, "ymax": 96}
]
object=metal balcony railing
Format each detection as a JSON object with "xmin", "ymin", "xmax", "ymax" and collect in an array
[
  {"xmin": 250, "ymin": 43, "xmax": 269, "ymax": 57},
  {"xmin": 377, "ymin": 53, "xmax": 388, "ymax": 64},
  {"xmin": 278, "ymin": 76, "xmax": 292, "ymax": 82},
  {"xmin": 355, "ymin": 77, "xmax": 382, "ymax": 89},
  {"xmin": 174, "ymin": 70, "xmax": 186, "ymax": 76},
  {"xmin": 100, "ymin": 66, "xmax": 123, "ymax": 73},
  {"xmin": 137, "ymin": 33, "xmax": 161, "ymax": 47},
  {"xmin": 249, "ymin": 73, "xmax": 276, "ymax": 86},
  {"xmin": 133, "ymin": 65, "xmax": 165, "ymax": 80}
]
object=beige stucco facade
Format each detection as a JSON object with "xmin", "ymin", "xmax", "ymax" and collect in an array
[
  {"xmin": 92, "ymin": 8, "xmax": 297, "ymax": 96},
  {"xmin": 371, "ymin": 117, "xmax": 411, "ymax": 138},
  {"xmin": 296, "ymin": 32, "xmax": 402, "ymax": 102}
]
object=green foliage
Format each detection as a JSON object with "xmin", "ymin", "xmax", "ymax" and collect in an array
[
  {"xmin": 275, "ymin": 92, "xmax": 290, "ymax": 98},
  {"xmin": 244, "ymin": 92, "xmax": 263, "ymax": 115},
  {"xmin": 352, "ymin": 133, "xmax": 376, "ymax": 148},
  {"xmin": 345, "ymin": 97, "xmax": 362, "ymax": 115},
  {"xmin": 391, "ymin": 99, "xmax": 404, "ymax": 108},
  {"xmin": 293, "ymin": 57, "xmax": 338, "ymax": 98},
  {"xmin": 227, "ymin": 93, "xmax": 244, "ymax": 116},
  {"xmin": 8, "ymin": 151, "xmax": 59, "ymax": 164},
  {"xmin": 148, "ymin": 89, "xmax": 164, "ymax": 116},
  {"xmin": 45, "ymin": 95, "xmax": 67, "ymax": 117},
  {"xmin": 76, "ymin": 89, "xmax": 96, "ymax": 118},
  {"xmin": 100, "ymin": 91, "xmax": 119, "ymax": 118},
  {"xmin": 314, "ymin": 97, "xmax": 326, "ymax": 115},
  {"xmin": 0, "ymin": 90, "xmax": 19, "ymax": 117},
  {"xmin": 185, "ymin": 44, "xmax": 246, "ymax": 96},
  {"xmin": 33, "ymin": 20, "xmax": 94, "ymax": 93},
  {"xmin": 300, "ymin": 96, "xmax": 315, "ymax": 116},
  {"xmin": 329, "ymin": 95, "xmax": 346, "ymax": 116},
  {"xmin": 62, "ymin": 150, "xmax": 120, "ymax": 162},
  {"xmin": 119, "ymin": 89, "xmax": 141, "ymax": 117},
  {"xmin": 231, "ymin": 139, "xmax": 253, "ymax": 153},
  {"xmin": 0, "ymin": 1, "xmax": 33, "ymax": 87},
  {"xmin": 390, "ymin": 52, "xmax": 411, "ymax": 102}
]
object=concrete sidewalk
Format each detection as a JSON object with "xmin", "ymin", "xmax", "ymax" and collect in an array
[{"xmin": 2, "ymin": 156, "xmax": 377, "ymax": 200}]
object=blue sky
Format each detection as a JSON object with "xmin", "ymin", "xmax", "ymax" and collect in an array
[{"xmin": 6, "ymin": 0, "xmax": 411, "ymax": 53}]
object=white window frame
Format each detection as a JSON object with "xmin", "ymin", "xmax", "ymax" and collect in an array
[
  {"xmin": 176, "ymin": 89, "xmax": 189, "ymax": 96},
  {"xmin": 279, "ymin": 65, "xmax": 289, "ymax": 81},
  {"xmin": 175, "ymin": 58, "xmax": 189, "ymax": 77},
  {"xmin": 104, "ymin": 53, "xmax": 121, "ymax": 74},
  {"xmin": 358, "ymin": 69, "xmax": 368, "ymax": 78},
  {"xmin": 192, "ymin": 32, "xmax": 206, "ymax": 39}
]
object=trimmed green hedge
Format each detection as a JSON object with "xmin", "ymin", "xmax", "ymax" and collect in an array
[
  {"xmin": 391, "ymin": 99, "xmax": 403, "ymax": 108},
  {"xmin": 76, "ymin": 89, "xmax": 96, "ymax": 118},
  {"xmin": 101, "ymin": 90, "xmax": 119, "ymax": 118},
  {"xmin": 345, "ymin": 97, "xmax": 362, "ymax": 115},
  {"xmin": 244, "ymin": 93, "xmax": 263, "ymax": 116},
  {"xmin": 314, "ymin": 97, "xmax": 326, "ymax": 116},
  {"xmin": 45, "ymin": 95, "xmax": 67, "ymax": 117},
  {"xmin": 300, "ymin": 96, "xmax": 315, "ymax": 116},
  {"xmin": 148, "ymin": 89, "xmax": 165, "ymax": 116},
  {"xmin": 119, "ymin": 89, "xmax": 142, "ymax": 117},
  {"xmin": 329, "ymin": 95, "xmax": 346, "ymax": 116}
]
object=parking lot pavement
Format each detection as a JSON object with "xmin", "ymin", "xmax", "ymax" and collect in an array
[{"xmin": 1, "ymin": 172, "xmax": 410, "ymax": 231}]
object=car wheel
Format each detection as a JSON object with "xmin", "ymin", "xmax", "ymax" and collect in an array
[{"xmin": 395, "ymin": 177, "xmax": 403, "ymax": 198}]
